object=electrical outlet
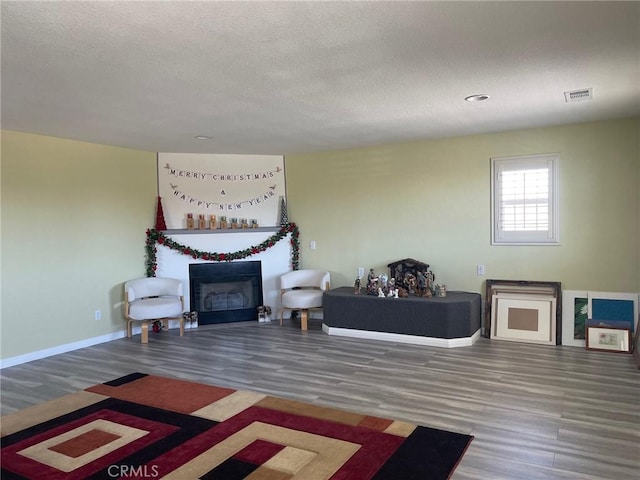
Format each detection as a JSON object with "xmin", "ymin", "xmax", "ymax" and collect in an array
[
  {"xmin": 94, "ymin": 310, "xmax": 102, "ymax": 321},
  {"xmin": 310, "ymin": 240, "xmax": 316, "ymax": 250},
  {"xmin": 477, "ymin": 264, "xmax": 485, "ymax": 276},
  {"xmin": 358, "ymin": 267, "xmax": 364, "ymax": 278}
]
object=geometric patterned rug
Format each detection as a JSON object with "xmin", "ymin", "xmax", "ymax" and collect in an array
[{"xmin": 1, "ymin": 373, "xmax": 473, "ymax": 479}]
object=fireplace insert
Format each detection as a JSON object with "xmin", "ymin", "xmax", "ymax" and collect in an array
[{"xmin": 189, "ymin": 261, "xmax": 263, "ymax": 324}]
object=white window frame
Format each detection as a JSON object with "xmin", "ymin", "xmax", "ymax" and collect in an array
[{"xmin": 491, "ymin": 153, "xmax": 560, "ymax": 245}]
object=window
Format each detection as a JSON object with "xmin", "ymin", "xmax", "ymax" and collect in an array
[{"xmin": 491, "ymin": 153, "xmax": 559, "ymax": 245}]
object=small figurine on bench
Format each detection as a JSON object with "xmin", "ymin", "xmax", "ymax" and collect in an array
[
  {"xmin": 403, "ymin": 272, "xmax": 417, "ymax": 295},
  {"xmin": 366, "ymin": 268, "xmax": 379, "ymax": 296},
  {"xmin": 387, "ymin": 278, "xmax": 397, "ymax": 297},
  {"xmin": 417, "ymin": 271, "xmax": 427, "ymax": 296}
]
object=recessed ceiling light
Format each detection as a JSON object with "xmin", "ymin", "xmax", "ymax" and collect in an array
[
  {"xmin": 465, "ymin": 94, "xmax": 490, "ymax": 102},
  {"xmin": 194, "ymin": 135, "xmax": 213, "ymax": 140}
]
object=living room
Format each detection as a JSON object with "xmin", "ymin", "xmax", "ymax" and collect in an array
[
  {"xmin": 3, "ymin": 117, "xmax": 638, "ymax": 364},
  {"xmin": 1, "ymin": 2, "xmax": 639, "ymax": 479}
]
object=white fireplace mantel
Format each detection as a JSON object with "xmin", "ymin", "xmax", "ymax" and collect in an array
[{"xmin": 155, "ymin": 229, "xmax": 293, "ymax": 323}]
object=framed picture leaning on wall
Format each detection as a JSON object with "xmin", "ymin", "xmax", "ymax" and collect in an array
[
  {"xmin": 586, "ymin": 325, "xmax": 631, "ymax": 353},
  {"xmin": 633, "ymin": 325, "xmax": 640, "ymax": 368}
]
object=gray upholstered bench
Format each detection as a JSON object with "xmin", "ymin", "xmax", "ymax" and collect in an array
[{"xmin": 322, "ymin": 287, "xmax": 481, "ymax": 348}]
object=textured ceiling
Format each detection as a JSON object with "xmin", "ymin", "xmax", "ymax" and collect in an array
[{"xmin": 2, "ymin": 1, "xmax": 639, "ymax": 155}]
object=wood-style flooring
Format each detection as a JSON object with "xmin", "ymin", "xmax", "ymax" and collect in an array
[{"xmin": 1, "ymin": 320, "xmax": 639, "ymax": 480}]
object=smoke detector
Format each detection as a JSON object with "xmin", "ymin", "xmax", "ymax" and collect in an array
[{"xmin": 564, "ymin": 88, "xmax": 593, "ymax": 103}]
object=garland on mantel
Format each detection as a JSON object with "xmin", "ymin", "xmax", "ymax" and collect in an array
[{"xmin": 145, "ymin": 223, "xmax": 300, "ymax": 277}]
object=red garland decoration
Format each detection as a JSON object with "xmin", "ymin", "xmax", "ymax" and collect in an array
[{"xmin": 145, "ymin": 223, "xmax": 300, "ymax": 277}]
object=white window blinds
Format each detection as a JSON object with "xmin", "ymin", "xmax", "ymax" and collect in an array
[{"xmin": 491, "ymin": 154, "xmax": 559, "ymax": 245}]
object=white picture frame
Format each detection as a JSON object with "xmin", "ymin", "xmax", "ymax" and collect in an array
[
  {"xmin": 562, "ymin": 290, "xmax": 588, "ymax": 347},
  {"xmin": 491, "ymin": 293, "xmax": 556, "ymax": 345},
  {"xmin": 587, "ymin": 292, "xmax": 639, "ymax": 333}
]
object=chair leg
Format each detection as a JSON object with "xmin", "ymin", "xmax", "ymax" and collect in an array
[
  {"xmin": 140, "ymin": 321, "xmax": 149, "ymax": 343},
  {"xmin": 126, "ymin": 320, "xmax": 132, "ymax": 338},
  {"xmin": 300, "ymin": 310, "xmax": 308, "ymax": 331},
  {"xmin": 179, "ymin": 317, "xmax": 184, "ymax": 336}
]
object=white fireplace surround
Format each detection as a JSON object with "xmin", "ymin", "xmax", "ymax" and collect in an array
[{"xmin": 155, "ymin": 230, "xmax": 292, "ymax": 327}]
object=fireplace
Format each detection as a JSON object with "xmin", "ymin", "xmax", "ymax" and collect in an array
[{"xmin": 189, "ymin": 261, "xmax": 263, "ymax": 325}]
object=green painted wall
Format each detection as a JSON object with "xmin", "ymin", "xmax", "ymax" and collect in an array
[
  {"xmin": 285, "ymin": 118, "xmax": 640, "ymax": 293},
  {"xmin": 1, "ymin": 118, "xmax": 638, "ymax": 361},
  {"xmin": 1, "ymin": 131, "xmax": 157, "ymax": 359}
]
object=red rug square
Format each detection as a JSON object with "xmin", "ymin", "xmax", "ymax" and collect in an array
[
  {"xmin": 86, "ymin": 374, "xmax": 235, "ymax": 414},
  {"xmin": 48, "ymin": 428, "xmax": 121, "ymax": 458}
]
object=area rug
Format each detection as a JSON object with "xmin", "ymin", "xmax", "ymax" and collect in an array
[{"xmin": 1, "ymin": 373, "xmax": 473, "ymax": 479}]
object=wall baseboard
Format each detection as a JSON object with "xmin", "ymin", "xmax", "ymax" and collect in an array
[
  {"xmin": 0, "ymin": 322, "xmax": 189, "ymax": 369},
  {"xmin": 0, "ymin": 331, "xmax": 126, "ymax": 369},
  {"xmin": 321, "ymin": 323, "xmax": 481, "ymax": 348}
]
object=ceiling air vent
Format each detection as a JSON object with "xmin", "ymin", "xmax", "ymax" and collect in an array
[{"xmin": 564, "ymin": 88, "xmax": 593, "ymax": 103}]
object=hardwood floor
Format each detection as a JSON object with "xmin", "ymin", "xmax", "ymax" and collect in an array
[{"xmin": 1, "ymin": 320, "xmax": 639, "ymax": 479}]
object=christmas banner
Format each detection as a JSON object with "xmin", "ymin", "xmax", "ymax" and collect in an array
[{"xmin": 157, "ymin": 153, "xmax": 285, "ymax": 229}]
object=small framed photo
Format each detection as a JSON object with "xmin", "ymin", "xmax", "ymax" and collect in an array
[{"xmin": 586, "ymin": 325, "xmax": 631, "ymax": 353}]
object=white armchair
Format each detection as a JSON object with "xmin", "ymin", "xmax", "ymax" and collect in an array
[
  {"xmin": 280, "ymin": 270, "xmax": 330, "ymax": 330},
  {"xmin": 124, "ymin": 277, "xmax": 185, "ymax": 343}
]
